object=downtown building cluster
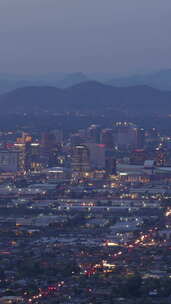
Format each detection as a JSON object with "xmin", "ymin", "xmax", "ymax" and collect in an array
[{"xmin": 0, "ymin": 122, "xmax": 171, "ymax": 304}]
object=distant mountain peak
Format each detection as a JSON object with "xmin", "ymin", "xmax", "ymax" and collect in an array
[{"xmin": 57, "ymin": 72, "xmax": 89, "ymax": 88}]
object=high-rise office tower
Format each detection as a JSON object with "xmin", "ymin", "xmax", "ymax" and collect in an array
[
  {"xmin": 41, "ymin": 132, "xmax": 56, "ymax": 150},
  {"xmin": 70, "ymin": 134, "xmax": 83, "ymax": 146},
  {"xmin": 87, "ymin": 124, "xmax": 101, "ymax": 143},
  {"xmin": 25, "ymin": 142, "xmax": 42, "ymax": 172},
  {"xmin": 136, "ymin": 128, "xmax": 145, "ymax": 149},
  {"xmin": 105, "ymin": 149, "xmax": 116, "ymax": 175},
  {"xmin": 114, "ymin": 122, "xmax": 137, "ymax": 150},
  {"xmin": 84, "ymin": 143, "xmax": 106, "ymax": 169},
  {"xmin": 41, "ymin": 131, "xmax": 62, "ymax": 167},
  {"xmin": 71, "ymin": 145, "xmax": 90, "ymax": 174},
  {"xmin": 0, "ymin": 149, "xmax": 23, "ymax": 172},
  {"xmin": 50, "ymin": 129, "xmax": 63, "ymax": 145},
  {"xmin": 100, "ymin": 128, "xmax": 114, "ymax": 149}
]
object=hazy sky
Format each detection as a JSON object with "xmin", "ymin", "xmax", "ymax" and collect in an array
[{"xmin": 0, "ymin": 0, "xmax": 171, "ymax": 75}]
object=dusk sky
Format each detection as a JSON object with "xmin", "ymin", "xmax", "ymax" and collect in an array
[{"xmin": 0, "ymin": 0, "xmax": 171, "ymax": 75}]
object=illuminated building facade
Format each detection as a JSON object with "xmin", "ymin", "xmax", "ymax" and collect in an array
[
  {"xmin": 0, "ymin": 150, "xmax": 23, "ymax": 172},
  {"xmin": 71, "ymin": 145, "xmax": 90, "ymax": 175},
  {"xmin": 114, "ymin": 122, "xmax": 138, "ymax": 150},
  {"xmin": 25, "ymin": 142, "xmax": 42, "ymax": 172},
  {"xmin": 156, "ymin": 149, "xmax": 168, "ymax": 167}
]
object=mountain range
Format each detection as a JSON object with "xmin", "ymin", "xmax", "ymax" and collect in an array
[
  {"xmin": 107, "ymin": 69, "xmax": 171, "ymax": 90},
  {"xmin": 1, "ymin": 69, "xmax": 171, "ymax": 94},
  {"xmin": 0, "ymin": 81, "xmax": 171, "ymax": 117}
]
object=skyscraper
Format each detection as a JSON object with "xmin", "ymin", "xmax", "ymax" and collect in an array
[
  {"xmin": 105, "ymin": 149, "xmax": 116, "ymax": 175},
  {"xmin": 100, "ymin": 128, "xmax": 114, "ymax": 149},
  {"xmin": 87, "ymin": 124, "xmax": 101, "ymax": 143},
  {"xmin": 114, "ymin": 122, "xmax": 138, "ymax": 150},
  {"xmin": 71, "ymin": 145, "xmax": 90, "ymax": 174},
  {"xmin": 41, "ymin": 131, "xmax": 62, "ymax": 167},
  {"xmin": 136, "ymin": 128, "xmax": 145, "ymax": 149},
  {"xmin": 84, "ymin": 143, "xmax": 106, "ymax": 169},
  {"xmin": 25, "ymin": 142, "xmax": 42, "ymax": 172},
  {"xmin": 0, "ymin": 149, "xmax": 23, "ymax": 172}
]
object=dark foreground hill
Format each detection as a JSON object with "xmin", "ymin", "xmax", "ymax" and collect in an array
[{"xmin": 0, "ymin": 81, "xmax": 171, "ymax": 116}]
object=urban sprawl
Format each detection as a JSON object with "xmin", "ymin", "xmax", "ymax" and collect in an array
[{"xmin": 0, "ymin": 122, "xmax": 171, "ymax": 304}]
